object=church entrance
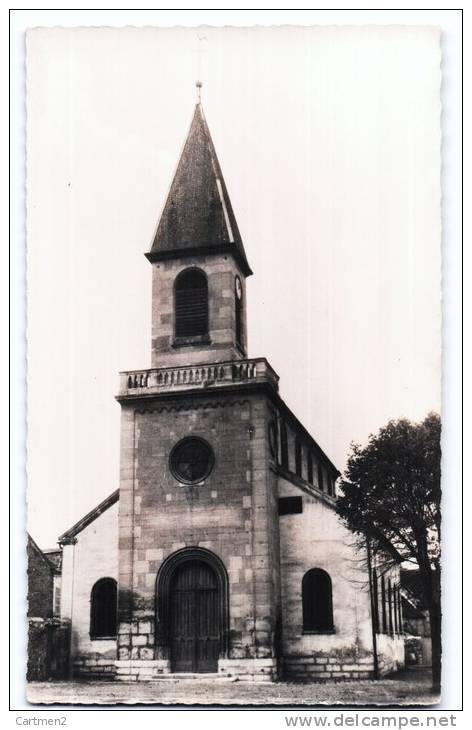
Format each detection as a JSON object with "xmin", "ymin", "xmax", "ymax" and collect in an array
[{"xmin": 169, "ymin": 559, "xmax": 220, "ymax": 673}]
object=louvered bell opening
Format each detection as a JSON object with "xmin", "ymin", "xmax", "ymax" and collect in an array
[{"xmin": 175, "ymin": 270, "xmax": 209, "ymax": 339}]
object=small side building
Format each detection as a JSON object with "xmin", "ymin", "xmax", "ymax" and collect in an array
[
  {"xmin": 58, "ymin": 491, "xmax": 119, "ymax": 679},
  {"xmin": 27, "ymin": 535, "xmax": 69, "ymax": 680}
]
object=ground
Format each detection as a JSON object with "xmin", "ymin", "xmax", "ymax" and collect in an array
[{"xmin": 27, "ymin": 668, "xmax": 439, "ymax": 707}]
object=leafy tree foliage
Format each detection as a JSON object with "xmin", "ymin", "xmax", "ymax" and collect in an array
[{"xmin": 337, "ymin": 413, "xmax": 441, "ymax": 691}]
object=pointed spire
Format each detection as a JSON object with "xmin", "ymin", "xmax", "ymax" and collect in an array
[{"xmin": 146, "ymin": 97, "xmax": 252, "ymax": 277}]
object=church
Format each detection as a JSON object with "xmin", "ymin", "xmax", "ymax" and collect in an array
[{"xmin": 56, "ymin": 92, "xmax": 404, "ymax": 683}]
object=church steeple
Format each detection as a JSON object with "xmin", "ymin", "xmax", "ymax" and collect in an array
[
  {"xmin": 147, "ymin": 91, "xmax": 251, "ymax": 369},
  {"xmin": 146, "ymin": 93, "xmax": 252, "ymax": 277}
]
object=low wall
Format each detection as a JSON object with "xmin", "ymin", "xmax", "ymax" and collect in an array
[
  {"xmin": 377, "ymin": 634, "xmax": 405, "ymax": 676},
  {"xmin": 283, "ymin": 650, "xmax": 374, "ymax": 681},
  {"xmin": 218, "ymin": 658, "xmax": 277, "ymax": 682},
  {"xmin": 283, "ymin": 636, "xmax": 405, "ymax": 681},
  {"xmin": 73, "ymin": 657, "xmax": 117, "ymax": 678},
  {"xmin": 27, "ymin": 618, "xmax": 70, "ymax": 681},
  {"xmin": 114, "ymin": 657, "xmax": 277, "ymax": 682}
]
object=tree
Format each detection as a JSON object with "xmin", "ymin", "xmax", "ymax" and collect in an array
[{"xmin": 336, "ymin": 413, "xmax": 441, "ymax": 692}]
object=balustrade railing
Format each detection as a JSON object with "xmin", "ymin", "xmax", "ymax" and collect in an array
[{"xmin": 118, "ymin": 358, "xmax": 278, "ymax": 397}]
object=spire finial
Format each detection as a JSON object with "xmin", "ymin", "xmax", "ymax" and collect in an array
[{"xmin": 196, "ymin": 80, "xmax": 203, "ymax": 104}]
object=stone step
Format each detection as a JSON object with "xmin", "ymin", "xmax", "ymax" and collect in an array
[
  {"xmin": 150, "ymin": 673, "xmax": 222, "ymax": 680},
  {"xmin": 144, "ymin": 673, "xmax": 274, "ymax": 684}
]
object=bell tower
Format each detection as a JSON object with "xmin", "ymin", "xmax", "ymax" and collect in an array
[
  {"xmin": 146, "ymin": 88, "xmax": 252, "ymax": 368},
  {"xmin": 116, "ymin": 89, "xmax": 281, "ymax": 682}
]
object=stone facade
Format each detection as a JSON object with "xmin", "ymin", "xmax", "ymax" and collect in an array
[
  {"xmin": 116, "ymin": 388, "xmax": 281, "ymax": 681},
  {"xmin": 151, "ymin": 254, "xmax": 248, "ymax": 368},
  {"xmin": 276, "ymin": 473, "xmax": 403, "ymax": 680},
  {"xmin": 55, "ymin": 97, "xmax": 405, "ymax": 682},
  {"xmin": 60, "ymin": 499, "xmax": 119, "ymax": 677}
]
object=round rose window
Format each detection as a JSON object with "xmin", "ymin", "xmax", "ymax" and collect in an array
[{"xmin": 169, "ymin": 437, "xmax": 214, "ymax": 484}]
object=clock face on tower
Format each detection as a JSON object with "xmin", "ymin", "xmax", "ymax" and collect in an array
[
  {"xmin": 169, "ymin": 437, "xmax": 215, "ymax": 484},
  {"xmin": 235, "ymin": 275, "xmax": 242, "ymax": 301}
]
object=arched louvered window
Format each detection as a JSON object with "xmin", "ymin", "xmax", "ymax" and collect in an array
[
  {"xmin": 280, "ymin": 422, "xmax": 289, "ymax": 470},
  {"xmin": 175, "ymin": 269, "xmax": 209, "ymax": 339},
  {"xmin": 302, "ymin": 568, "xmax": 334, "ymax": 632},
  {"xmin": 90, "ymin": 578, "xmax": 117, "ymax": 639}
]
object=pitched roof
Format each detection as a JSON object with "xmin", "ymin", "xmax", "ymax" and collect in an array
[
  {"xmin": 27, "ymin": 533, "xmax": 56, "ymax": 573},
  {"xmin": 146, "ymin": 103, "xmax": 252, "ymax": 277},
  {"xmin": 58, "ymin": 489, "xmax": 119, "ymax": 545}
]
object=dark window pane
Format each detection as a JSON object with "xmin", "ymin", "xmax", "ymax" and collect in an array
[
  {"xmin": 295, "ymin": 440, "xmax": 302, "ymax": 477},
  {"xmin": 307, "ymin": 454, "xmax": 314, "ymax": 484},
  {"xmin": 90, "ymin": 578, "xmax": 117, "ymax": 638},
  {"xmin": 302, "ymin": 568, "xmax": 334, "ymax": 632},
  {"xmin": 170, "ymin": 437, "xmax": 214, "ymax": 484},
  {"xmin": 280, "ymin": 423, "xmax": 289, "ymax": 470},
  {"xmin": 278, "ymin": 496, "xmax": 303, "ymax": 515}
]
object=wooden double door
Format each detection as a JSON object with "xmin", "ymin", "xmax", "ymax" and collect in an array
[{"xmin": 169, "ymin": 559, "xmax": 220, "ymax": 673}]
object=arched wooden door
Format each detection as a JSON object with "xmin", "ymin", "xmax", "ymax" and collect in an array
[{"xmin": 169, "ymin": 559, "xmax": 220, "ymax": 673}]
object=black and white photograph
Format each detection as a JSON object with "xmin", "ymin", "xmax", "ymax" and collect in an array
[{"xmin": 20, "ymin": 16, "xmax": 458, "ymax": 710}]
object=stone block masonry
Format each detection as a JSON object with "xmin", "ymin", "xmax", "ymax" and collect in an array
[
  {"xmin": 283, "ymin": 654, "xmax": 374, "ymax": 681},
  {"xmin": 117, "ymin": 385, "xmax": 282, "ymax": 672},
  {"xmin": 73, "ymin": 658, "xmax": 117, "ymax": 679}
]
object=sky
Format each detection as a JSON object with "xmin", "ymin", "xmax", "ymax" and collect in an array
[{"xmin": 26, "ymin": 25, "xmax": 441, "ymax": 549}]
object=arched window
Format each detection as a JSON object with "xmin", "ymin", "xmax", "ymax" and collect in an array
[
  {"xmin": 90, "ymin": 578, "xmax": 117, "ymax": 639},
  {"xmin": 175, "ymin": 269, "xmax": 208, "ymax": 339},
  {"xmin": 295, "ymin": 439, "xmax": 302, "ymax": 477},
  {"xmin": 280, "ymin": 422, "xmax": 289, "ymax": 470},
  {"xmin": 302, "ymin": 568, "xmax": 334, "ymax": 632}
]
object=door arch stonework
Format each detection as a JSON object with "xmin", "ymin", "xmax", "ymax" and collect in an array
[{"xmin": 156, "ymin": 547, "xmax": 229, "ymax": 672}]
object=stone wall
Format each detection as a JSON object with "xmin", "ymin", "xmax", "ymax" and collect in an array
[
  {"xmin": 27, "ymin": 536, "xmax": 54, "ymax": 619},
  {"xmin": 117, "ymin": 387, "xmax": 281, "ymax": 680},
  {"xmin": 278, "ymin": 477, "xmax": 404, "ymax": 679},
  {"xmin": 27, "ymin": 618, "xmax": 70, "ymax": 681},
  {"xmin": 278, "ymin": 477, "xmax": 374, "ymax": 679},
  {"xmin": 376, "ymin": 633, "xmax": 405, "ymax": 675},
  {"xmin": 151, "ymin": 254, "xmax": 248, "ymax": 368},
  {"xmin": 60, "ymin": 501, "xmax": 119, "ymax": 675}
]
